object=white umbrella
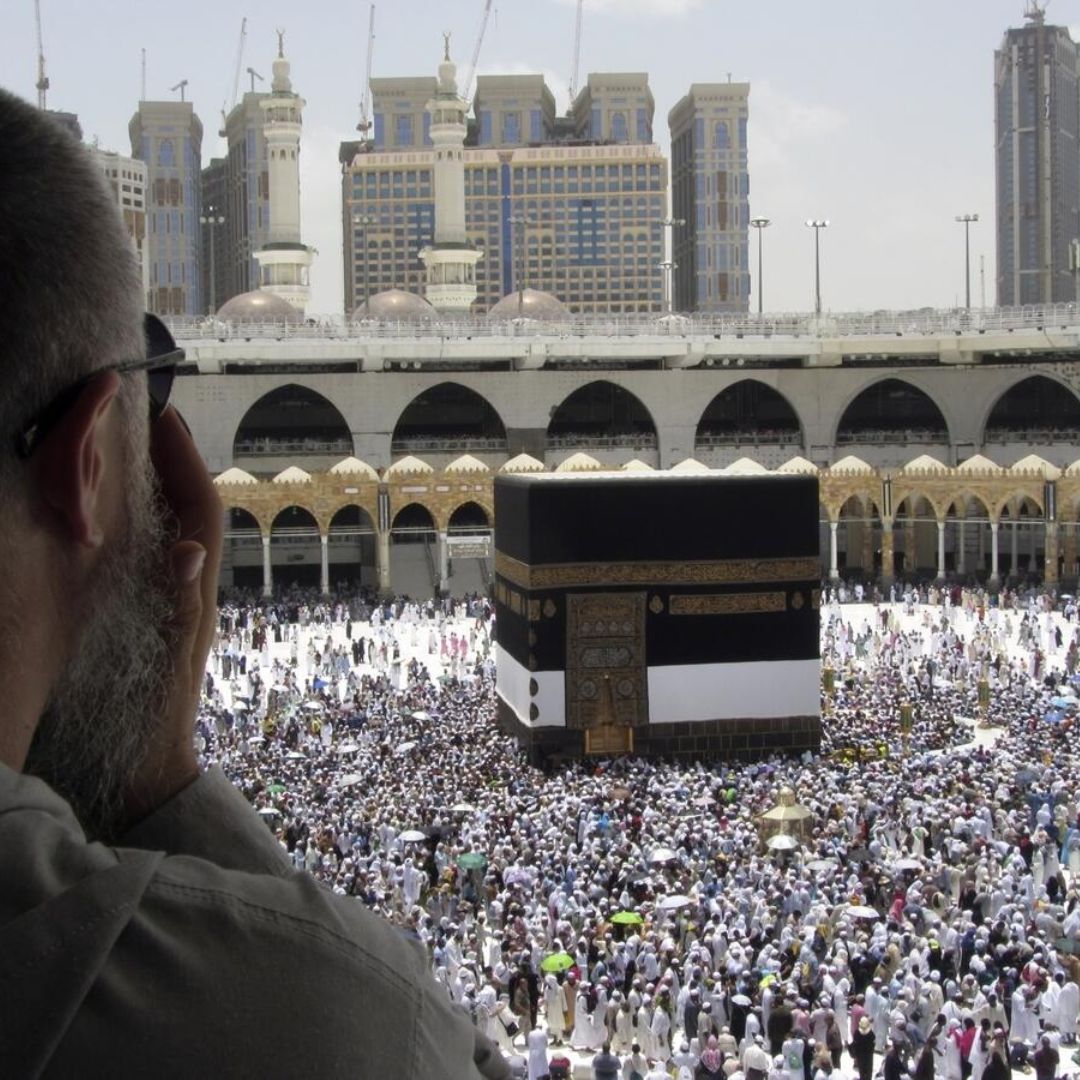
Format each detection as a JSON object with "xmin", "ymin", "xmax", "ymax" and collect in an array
[
  {"xmin": 648, "ymin": 847, "xmax": 678, "ymax": 865},
  {"xmin": 337, "ymin": 742, "xmax": 359, "ymax": 754},
  {"xmin": 452, "ymin": 803, "xmax": 476, "ymax": 813},
  {"xmin": 339, "ymin": 774, "xmax": 364, "ymax": 788},
  {"xmin": 232, "ymin": 701, "xmax": 250, "ymax": 712},
  {"xmin": 731, "ymin": 994, "xmax": 752, "ymax": 1008},
  {"xmin": 394, "ymin": 741, "xmax": 417, "ymax": 755},
  {"xmin": 805, "ymin": 859, "xmax": 837, "ymax": 873},
  {"xmin": 411, "ymin": 710, "xmax": 431, "ymax": 721},
  {"xmin": 893, "ymin": 858, "xmax": 923, "ymax": 872},
  {"xmin": 400, "ymin": 829, "xmax": 428, "ymax": 843},
  {"xmin": 285, "ymin": 751, "xmax": 306, "ymax": 760},
  {"xmin": 246, "ymin": 735, "xmax": 265, "ymax": 745},
  {"xmin": 846, "ymin": 904, "xmax": 881, "ymax": 920},
  {"xmin": 659, "ymin": 894, "xmax": 694, "ymax": 911},
  {"xmin": 767, "ymin": 834, "xmax": 799, "ymax": 851},
  {"xmin": 257, "ymin": 807, "xmax": 280, "ymax": 817},
  {"xmin": 303, "ymin": 701, "xmax": 324, "ymax": 711}
]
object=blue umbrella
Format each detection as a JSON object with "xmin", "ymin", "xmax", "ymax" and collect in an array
[
  {"xmin": 1050, "ymin": 696, "xmax": 1074, "ymax": 709},
  {"xmin": 312, "ymin": 677, "xmax": 328, "ymax": 690},
  {"xmin": 1044, "ymin": 709, "xmax": 1065, "ymax": 724}
]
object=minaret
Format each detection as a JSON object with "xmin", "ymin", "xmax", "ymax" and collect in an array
[
  {"xmin": 420, "ymin": 36, "xmax": 481, "ymax": 314},
  {"xmin": 254, "ymin": 31, "xmax": 314, "ymax": 312}
]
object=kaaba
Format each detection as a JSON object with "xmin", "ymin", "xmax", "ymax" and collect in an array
[{"xmin": 493, "ymin": 472, "xmax": 821, "ymax": 763}]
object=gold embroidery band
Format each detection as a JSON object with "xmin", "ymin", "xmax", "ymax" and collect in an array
[
  {"xmin": 669, "ymin": 591, "xmax": 787, "ymax": 616},
  {"xmin": 494, "ymin": 551, "xmax": 819, "ymax": 590}
]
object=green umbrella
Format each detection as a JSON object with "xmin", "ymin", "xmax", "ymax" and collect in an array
[
  {"xmin": 611, "ymin": 911, "xmax": 644, "ymax": 926},
  {"xmin": 267, "ymin": 783, "xmax": 286, "ymax": 795},
  {"xmin": 540, "ymin": 952, "xmax": 574, "ymax": 974},
  {"xmin": 456, "ymin": 852, "xmax": 487, "ymax": 870}
]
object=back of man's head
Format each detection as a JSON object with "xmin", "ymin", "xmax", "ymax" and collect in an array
[{"xmin": 0, "ymin": 88, "xmax": 142, "ymax": 504}]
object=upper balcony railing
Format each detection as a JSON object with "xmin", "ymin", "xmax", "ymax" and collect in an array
[{"xmin": 164, "ymin": 304, "xmax": 1080, "ymax": 343}]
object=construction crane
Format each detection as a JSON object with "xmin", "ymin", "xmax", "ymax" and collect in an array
[
  {"xmin": 463, "ymin": 0, "xmax": 495, "ymax": 106},
  {"xmin": 170, "ymin": 79, "xmax": 189, "ymax": 102},
  {"xmin": 357, "ymin": 4, "xmax": 375, "ymax": 135},
  {"xmin": 246, "ymin": 67, "xmax": 264, "ymax": 93},
  {"xmin": 34, "ymin": 0, "xmax": 49, "ymax": 109},
  {"xmin": 567, "ymin": 0, "xmax": 584, "ymax": 109},
  {"xmin": 219, "ymin": 16, "xmax": 248, "ymax": 137}
]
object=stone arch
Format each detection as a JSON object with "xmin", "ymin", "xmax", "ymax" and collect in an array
[
  {"xmin": 996, "ymin": 494, "xmax": 1047, "ymax": 580},
  {"xmin": 327, "ymin": 504, "xmax": 377, "ymax": 589},
  {"xmin": 836, "ymin": 493, "xmax": 884, "ymax": 577},
  {"xmin": 694, "ymin": 379, "xmax": 803, "ymax": 448},
  {"xmin": 981, "ymin": 374, "xmax": 1080, "ymax": 444},
  {"xmin": 892, "ymin": 492, "xmax": 940, "ymax": 576},
  {"xmin": 547, "ymin": 380, "xmax": 658, "ymax": 449},
  {"xmin": 391, "ymin": 502, "xmax": 438, "ymax": 536},
  {"xmin": 221, "ymin": 507, "xmax": 265, "ymax": 590},
  {"xmin": 233, "ymin": 384, "xmax": 354, "ymax": 465},
  {"xmin": 448, "ymin": 500, "xmax": 492, "ymax": 532},
  {"xmin": 834, "ymin": 377, "xmax": 950, "ymax": 445},
  {"xmin": 389, "ymin": 502, "xmax": 438, "ymax": 598},
  {"xmin": 391, "ymin": 382, "xmax": 508, "ymax": 454},
  {"xmin": 942, "ymin": 492, "xmax": 995, "ymax": 580},
  {"xmin": 269, "ymin": 505, "xmax": 322, "ymax": 589}
]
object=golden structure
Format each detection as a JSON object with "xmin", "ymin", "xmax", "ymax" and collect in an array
[{"xmin": 215, "ymin": 452, "xmax": 1080, "ymax": 595}]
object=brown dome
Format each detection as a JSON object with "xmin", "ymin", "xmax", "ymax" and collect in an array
[
  {"xmin": 488, "ymin": 288, "xmax": 570, "ymax": 321},
  {"xmin": 216, "ymin": 290, "xmax": 301, "ymax": 323},
  {"xmin": 354, "ymin": 289, "xmax": 436, "ymax": 320}
]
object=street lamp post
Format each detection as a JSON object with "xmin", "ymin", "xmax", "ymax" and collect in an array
[
  {"xmin": 199, "ymin": 207, "xmax": 225, "ymax": 315},
  {"xmin": 805, "ymin": 219, "xmax": 829, "ymax": 316},
  {"xmin": 658, "ymin": 260, "xmax": 678, "ymax": 314},
  {"xmin": 660, "ymin": 217, "xmax": 684, "ymax": 313},
  {"xmin": 353, "ymin": 212, "xmax": 375, "ymax": 316},
  {"xmin": 749, "ymin": 217, "xmax": 771, "ymax": 314},
  {"xmin": 509, "ymin": 214, "xmax": 529, "ymax": 318},
  {"xmin": 955, "ymin": 213, "xmax": 979, "ymax": 311}
]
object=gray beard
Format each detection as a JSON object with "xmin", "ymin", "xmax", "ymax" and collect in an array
[{"xmin": 25, "ymin": 416, "xmax": 177, "ymax": 841}]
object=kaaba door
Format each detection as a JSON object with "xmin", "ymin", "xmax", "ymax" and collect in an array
[{"xmin": 566, "ymin": 592, "xmax": 648, "ymax": 755}]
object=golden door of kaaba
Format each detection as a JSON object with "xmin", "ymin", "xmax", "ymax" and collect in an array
[{"xmin": 566, "ymin": 592, "xmax": 648, "ymax": 755}]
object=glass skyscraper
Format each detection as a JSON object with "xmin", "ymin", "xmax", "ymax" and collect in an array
[{"xmin": 995, "ymin": 10, "xmax": 1080, "ymax": 306}]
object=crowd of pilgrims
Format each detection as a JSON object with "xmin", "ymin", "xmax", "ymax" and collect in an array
[{"xmin": 197, "ymin": 584, "xmax": 1080, "ymax": 1080}]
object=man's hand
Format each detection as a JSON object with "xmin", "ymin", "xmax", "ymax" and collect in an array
[{"xmin": 121, "ymin": 407, "xmax": 223, "ymax": 825}]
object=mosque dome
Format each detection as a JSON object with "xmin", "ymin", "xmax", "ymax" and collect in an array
[
  {"xmin": 216, "ymin": 290, "xmax": 300, "ymax": 323},
  {"xmin": 488, "ymin": 288, "xmax": 571, "ymax": 321},
  {"xmin": 354, "ymin": 289, "xmax": 436, "ymax": 320}
]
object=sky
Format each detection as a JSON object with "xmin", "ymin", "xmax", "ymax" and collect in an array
[{"xmin": 2, "ymin": 0, "xmax": 1076, "ymax": 315}]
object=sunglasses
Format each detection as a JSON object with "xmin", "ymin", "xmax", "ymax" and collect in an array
[{"xmin": 14, "ymin": 313, "xmax": 183, "ymax": 459}]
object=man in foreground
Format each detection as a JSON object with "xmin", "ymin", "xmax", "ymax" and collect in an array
[{"xmin": 0, "ymin": 88, "xmax": 507, "ymax": 1079}]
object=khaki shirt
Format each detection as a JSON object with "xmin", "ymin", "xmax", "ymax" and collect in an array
[{"xmin": 0, "ymin": 764, "xmax": 508, "ymax": 1079}]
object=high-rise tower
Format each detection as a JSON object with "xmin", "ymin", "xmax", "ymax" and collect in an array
[
  {"xmin": 254, "ymin": 32, "xmax": 314, "ymax": 312},
  {"xmin": 995, "ymin": 5, "xmax": 1080, "ymax": 306},
  {"xmin": 669, "ymin": 82, "xmax": 750, "ymax": 314},
  {"xmin": 419, "ymin": 38, "xmax": 481, "ymax": 314}
]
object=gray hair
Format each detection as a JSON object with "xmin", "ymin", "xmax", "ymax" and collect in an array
[{"xmin": 0, "ymin": 88, "xmax": 144, "ymax": 499}]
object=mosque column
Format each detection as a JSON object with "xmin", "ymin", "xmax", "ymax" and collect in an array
[
  {"xmin": 320, "ymin": 533, "xmax": 330, "ymax": 595},
  {"xmin": 829, "ymin": 521, "xmax": 839, "ymax": 580},
  {"xmin": 880, "ymin": 521, "xmax": 894, "ymax": 587},
  {"xmin": 376, "ymin": 529, "xmax": 392, "ymax": 597},
  {"xmin": 1044, "ymin": 521, "xmax": 1058, "ymax": 585},
  {"xmin": 261, "ymin": 534, "xmax": 273, "ymax": 598},
  {"xmin": 1063, "ymin": 523, "xmax": 1078, "ymax": 581},
  {"xmin": 956, "ymin": 513, "xmax": 966, "ymax": 576},
  {"xmin": 861, "ymin": 511, "xmax": 874, "ymax": 575},
  {"xmin": 439, "ymin": 530, "xmax": 449, "ymax": 591},
  {"xmin": 936, "ymin": 520, "xmax": 946, "ymax": 580},
  {"xmin": 903, "ymin": 519, "xmax": 916, "ymax": 575},
  {"xmin": 1010, "ymin": 520, "xmax": 1019, "ymax": 578},
  {"xmin": 989, "ymin": 521, "xmax": 1000, "ymax": 585}
]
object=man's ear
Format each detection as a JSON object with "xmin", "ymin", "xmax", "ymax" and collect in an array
[{"xmin": 33, "ymin": 369, "xmax": 123, "ymax": 549}]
